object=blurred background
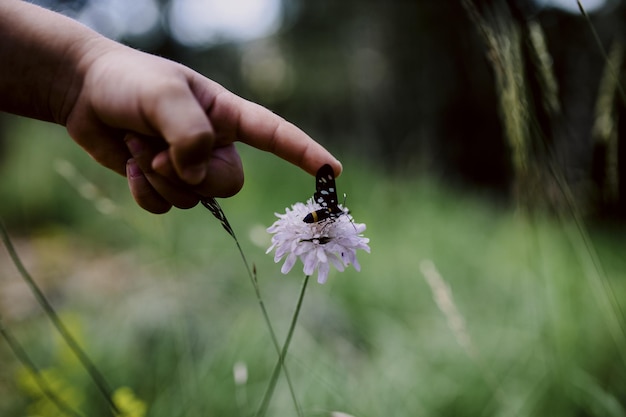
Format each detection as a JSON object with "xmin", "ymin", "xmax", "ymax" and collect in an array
[{"xmin": 1, "ymin": 0, "xmax": 626, "ymax": 416}]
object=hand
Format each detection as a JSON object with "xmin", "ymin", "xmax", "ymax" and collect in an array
[{"xmin": 65, "ymin": 40, "xmax": 341, "ymax": 213}]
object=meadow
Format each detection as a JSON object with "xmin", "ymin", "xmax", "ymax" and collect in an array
[{"xmin": 0, "ymin": 116, "xmax": 625, "ymax": 417}]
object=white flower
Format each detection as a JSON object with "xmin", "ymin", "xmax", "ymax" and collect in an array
[{"xmin": 266, "ymin": 198, "xmax": 370, "ymax": 284}]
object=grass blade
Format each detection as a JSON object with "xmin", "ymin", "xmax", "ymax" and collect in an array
[
  {"xmin": 255, "ymin": 274, "xmax": 310, "ymax": 417},
  {"xmin": 0, "ymin": 315, "xmax": 86, "ymax": 417},
  {"xmin": 201, "ymin": 197, "xmax": 303, "ymax": 416},
  {"xmin": 0, "ymin": 219, "xmax": 119, "ymax": 416}
]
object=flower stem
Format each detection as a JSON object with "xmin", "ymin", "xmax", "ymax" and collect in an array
[
  {"xmin": 245, "ymin": 260, "xmax": 304, "ymax": 417},
  {"xmin": 201, "ymin": 198, "xmax": 302, "ymax": 415},
  {"xmin": 255, "ymin": 274, "xmax": 310, "ymax": 417}
]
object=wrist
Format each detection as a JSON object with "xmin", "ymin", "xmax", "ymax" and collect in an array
[
  {"xmin": 0, "ymin": 1, "xmax": 107, "ymax": 125},
  {"xmin": 55, "ymin": 35, "xmax": 119, "ymax": 126}
]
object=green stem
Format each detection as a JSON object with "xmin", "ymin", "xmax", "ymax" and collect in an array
[
  {"xmin": 255, "ymin": 274, "xmax": 310, "ymax": 417},
  {"xmin": 0, "ymin": 219, "xmax": 120, "ymax": 416},
  {"xmin": 577, "ymin": 0, "xmax": 626, "ymax": 105},
  {"xmin": 0, "ymin": 315, "xmax": 86, "ymax": 417},
  {"xmin": 202, "ymin": 198, "xmax": 302, "ymax": 415},
  {"xmin": 243, "ymin": 252, "xmax": 303, "ymax": 417}
]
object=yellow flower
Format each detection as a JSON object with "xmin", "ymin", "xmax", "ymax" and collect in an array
[{"xmin": 113, "ymin": 386, "xmax": 148, "ymax": 417}]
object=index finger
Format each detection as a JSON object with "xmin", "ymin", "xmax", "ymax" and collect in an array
[{"xmin": 207, "ymin": 89, "xmax": 342, "ymax": 177}]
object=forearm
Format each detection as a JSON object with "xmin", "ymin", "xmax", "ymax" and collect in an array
[{"xmin": 0, "ymin": 0, "xmax": 106, "ymax": 124}]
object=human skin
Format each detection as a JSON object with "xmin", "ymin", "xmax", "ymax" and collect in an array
[{"xmin": 0, "ymin": 0, "xmax": 341, "ymax": 213}]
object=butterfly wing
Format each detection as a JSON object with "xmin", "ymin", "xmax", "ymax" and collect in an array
[
  {"xmin": 313, "ymin": 164, "xmax": 343, "ymax": 216},
  {"xmin": 303, "ymin": 164, "xmax": 343, "ymax": 223}
]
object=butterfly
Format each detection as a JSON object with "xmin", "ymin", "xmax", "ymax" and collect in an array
[{"xmin": 303, "ymin": 164, "xmax": 345, "ymax": 223}]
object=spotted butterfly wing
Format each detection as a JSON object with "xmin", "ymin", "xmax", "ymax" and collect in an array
[{"xmin": 303, "ymin": 164, "xmax": 344, "ymax": 223}]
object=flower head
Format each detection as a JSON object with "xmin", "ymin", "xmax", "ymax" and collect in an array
[{"xmin": 266, "ymin": 198, "xmax": 370, "ymax": 284}]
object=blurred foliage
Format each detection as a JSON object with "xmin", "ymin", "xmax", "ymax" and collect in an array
[
  {"xmin": 13, "ymin": 0, "xmax": 626, "ymax": 215},
  {"xmin": 138, "ymin": 0, "xmax": 626, "ymax": 215},
  {"xmin": 2, "ymin": 1, "xmax": 626, "ymax": 416},
  {"xmin": 1, "ymin": 121, "xmax": 626, "ymax": 415}
]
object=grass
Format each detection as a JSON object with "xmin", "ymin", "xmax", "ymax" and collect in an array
[{"xmin": 1, "ymin": 119, "xmax": 626, "ymax": 416}]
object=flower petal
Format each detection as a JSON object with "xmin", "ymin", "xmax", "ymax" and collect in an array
[
  {"xmin": 266, "ymin": 198, "xmax": 369, "ymax": 283},
  {"xmin": 281, "ymin": 253, "xmax": 298, "ymax": 274},
  {"xmin": 317, "ymin": 262, "xmax": 330, "ymax": 284}
]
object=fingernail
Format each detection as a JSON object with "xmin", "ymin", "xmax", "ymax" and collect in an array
[
  {"xmin": 182, "ymin": 164, "xmax": 207, "ymax": 184},
  {"xmin": 126, "ymin": 158, "xmax": 142, "ymax": 178}
]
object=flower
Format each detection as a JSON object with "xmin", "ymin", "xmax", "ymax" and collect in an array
[
  {"xmin": 113, "ymin": 386, "xmax": 148, "ymax": 417},
  {"xmin": 266, "ymin": 198, "xmax": 370, "ymax": 284}
]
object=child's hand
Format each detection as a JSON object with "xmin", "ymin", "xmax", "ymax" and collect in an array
[
  {"xmin": 0, "ymin": 0, "xmax": 341, "ymax": 213},
  {"xmin": 67, "ymin": 41, "xmax": 340, "ymax": 213}
]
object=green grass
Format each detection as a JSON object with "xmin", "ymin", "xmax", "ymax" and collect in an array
[{"xmin": 1, "ymin": 119, "xmax": 626, "ymax": 417}]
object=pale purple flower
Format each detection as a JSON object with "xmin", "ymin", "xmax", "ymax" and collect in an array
[{"xmin": 266, "ymin": 198, "xmax": 370, "ymax": 284}]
